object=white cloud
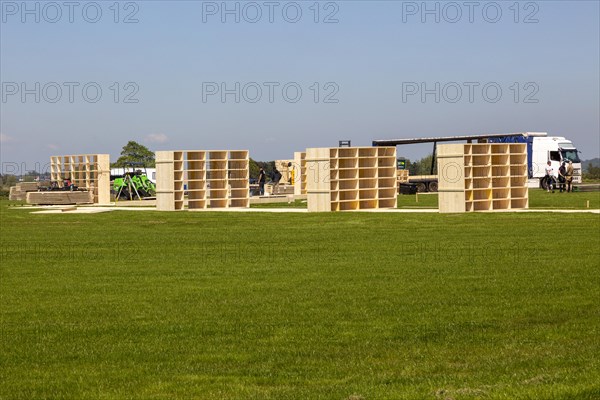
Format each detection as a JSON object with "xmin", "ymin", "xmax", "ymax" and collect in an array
[
  {"xmin": 47, "ymin": 144, "xmax": 59, "ymax": 150},
  {"xmin": 146, "ymin": 133, "xmax": 168, "ymax": 144},
  {"xmin": 0, "ymin": 133, "xmax": 15, "ymax": 143}
]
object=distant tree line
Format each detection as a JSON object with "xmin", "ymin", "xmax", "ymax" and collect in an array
[
  {"xmin": 250, "ymin": 160, "xmax": 277, "ymax": 181},
  {"xmin": 584, "ymin": 162, "xmax": 600, "ymax": 181},
  {"xmin": 401, "ymin": 154, "xmax": 438, "ymax": 176},
  {"xmin": 0, "ymin": 171, "xmax": 52, "ymax": 198}
]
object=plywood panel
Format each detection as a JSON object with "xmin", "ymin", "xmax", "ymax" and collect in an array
[
  {"xmin": 49, "ymin": 153, "xmax": 110, "ymax": 205},
  {"xmin": 156, "ymin": 151, "xmax": 176, "ymax": 211},
  {"xmin": 438, "ymin": 143, "xmax": 528, "ymax": 213},
  {"xmin": 293, "ymin": 152, "xmax": 306, "ymax": 196},
  {"xmin": 27, "ymin": 191, "xmax": 93, "ymax": 205},
  {"xmin": 306, "ymin": 146, "xmax": 397, "ymax": 212},
  {"xmin": 156, "ymin": 149, "xmax": 249, "ymax": 211}
]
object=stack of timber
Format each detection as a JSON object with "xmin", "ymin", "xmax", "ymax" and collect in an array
[
  {"xmin": 26, "ymin": 191, "xmax": 93, "ymax": 205},
  {"xmin": 8, "ymin": 182, "xmax": 40, "ymax": 201}
]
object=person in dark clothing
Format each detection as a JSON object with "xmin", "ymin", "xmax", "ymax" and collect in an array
[
  {"xmin": 271, "ymin": 167, "xmax": 282, "ymax": 195},
  {"xmin": 64, "ymin": 177, "xmax": 74, "ymax": 191},
  {"xmin": 258, "ymin": 168, "xmax": 266, "ymax": 196},
  {"xmin": 558, "ymin": 162, "xmax": 567, "ymax": 193}
]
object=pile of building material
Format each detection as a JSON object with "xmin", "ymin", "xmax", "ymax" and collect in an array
[
  {"xmin": 26, "ymin": 191, "xmax": 93, "ymax": 205},
  {"xmin": 50, "ymin": 154, "xmax": 110, "ymax": 204},
  {"xmin": 265, "ymin": 183, "xmax": 294, "ymax": 195},
  {"xmin": 8, "ymin": 182, "xmax": 40, "ymax": 201}
]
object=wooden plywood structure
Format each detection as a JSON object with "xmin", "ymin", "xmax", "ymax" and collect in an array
[
  {"xmin": 50, "ymin": 154, "xmax": 110, "ymax": 204},
  {"xmin": 27, "ymin": 191, "xmax": 93, "ymax": 205},
  {"xmin": 227, "ymin": 151, "xmax": 250, "ymax": 208},
  {"xmin": 156, "ymin": 150, "xmax": 249, "ymax": 211},
  {"xmin": 293, "ymin": 152, "xmax": 307, "ymax": 196},
  {"xmin": 9, "ymin": 182, "xmax": 40, "ymax": 201},
  {"xmin": 438, "ymin": 143, "xmax": 528, "ymax": 213},
  {"xmin": 306, "ymin": 146, "xmax": 397, "ymax": 212},
  {"xmin": 156, "ymin": 151, "xmax": 180, "ymax": 211},
  {"xmin": 274, "ymin": 159, "xmax": 293, "ymax": 185},
  {"xmin": 397, "ymin": 170, "xmax": 409, "ymax": 183}
]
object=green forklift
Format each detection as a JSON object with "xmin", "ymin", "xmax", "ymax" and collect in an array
[{"xmin": 112, "ymin": 162, "xmax": 156, "ymax": 201}]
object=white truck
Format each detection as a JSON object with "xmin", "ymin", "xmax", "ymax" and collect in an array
[
  {"xmin": 487, "ymin": 133, "xmax": 582, "ymax": 189},
  {"xmin": 373, "ymin": 132, "xmax": 583, "ymax": 191}
]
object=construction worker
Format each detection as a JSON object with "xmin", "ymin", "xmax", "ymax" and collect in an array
[
  {"xmin": 566, "ymin": 160, "xmax": 574, "ymax": 192},
  {"xmin": 544, "ymin": 161, "xmax": 555, "ymax": 193},
  {"xmin": 271, "ymin": 167, "xmax": 282, "ymax": 195},
  {"xmin": 258, "ymin": 168, "xmax": 266, "ymax": 196}
]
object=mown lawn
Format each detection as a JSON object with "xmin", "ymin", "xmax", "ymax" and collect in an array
[
  {"xmin": 396, "ymin": 190, "xmax": 600, "ymax": 210},
  {"xmin": 249, "ymin": 190, "xmax": 600, "ymax": 210},
  {"xmin": 0, "ymin": 201, "xmax": 599, "ymax": 399}
]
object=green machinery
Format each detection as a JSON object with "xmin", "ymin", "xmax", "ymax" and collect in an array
[{"xmin": 112, "ymin": 163, "xmax": 156, "ymax": 200}]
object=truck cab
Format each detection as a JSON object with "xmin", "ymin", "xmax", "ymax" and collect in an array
[{"xmin": 531, "ymin": 136, "xmax": 582, "ymax": 188}]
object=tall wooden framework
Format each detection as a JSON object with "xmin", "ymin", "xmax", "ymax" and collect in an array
[
  {"xmin": 438, "ymin": 143, "xmax": 529, "ymax": 213},
  {"xmin": 156, "ymin": 150, "xmax": 249, "ymax": 211},
  {"xmin": 293, "ymin": 151, "xmax": 307, "ymax": 196},
  {"xmin": 306, "ymin": 146, "xmax": 397, "ymax": 212},
  {"xmin": 50, "ymin": 154, "xmax": 110, "ymax": 204}
]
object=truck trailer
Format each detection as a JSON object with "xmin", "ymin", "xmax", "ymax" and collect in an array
[
  {"xmin": 487, "ymin": 133, "xmax": 582, "ymax": 189},
  {"xmin": 373, "ymin": 132, "xmax": 582, "ymax": 192}
]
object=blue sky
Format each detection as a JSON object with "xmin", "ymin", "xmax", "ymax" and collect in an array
[{"xmin": 1, "ymin": 0, "xmax": 599, "ymax": 172}]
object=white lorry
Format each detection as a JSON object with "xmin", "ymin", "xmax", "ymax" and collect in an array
[
  {"xmin": 523, "ymin": 134, "xmax": 582, "ymax": 188},
  {"xmin": 373, "ymin": 132, "xmax": 583, "ymax": 191}
]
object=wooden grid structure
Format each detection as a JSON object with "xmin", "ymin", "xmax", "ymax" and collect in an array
[
  {"xmin": 306, "ymin": 146, "xmax": 397, "ymax": 212},
  {"xmin": 156, "ymin": 150, "xmax": 249, "ymax": 211},
  {"xmin": 50, "ymin": 154, "xmax": 110, "ymax": 204},
  {"xmin": 438, "ymin": 143, "xmax": 528, "ymax": 213},
  {"xmin": 293, "ymin": 151, "xmax": 307, "ymax": 196},
  {"xmin": 397, "ymin": 169, "xmax": 409, "ymax": 183},
  {"xmin": 274, "ymin": 159, "xmax": 293, "ymax": 185}
]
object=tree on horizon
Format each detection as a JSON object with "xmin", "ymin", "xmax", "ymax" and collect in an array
[{"xmin": 112, "ymin": 141, "xmax": 155, "ymax": 168}]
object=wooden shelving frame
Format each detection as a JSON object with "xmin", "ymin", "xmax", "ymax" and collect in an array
[
  {"xmin": 306, "ymin": 146, "xmax": 397, "ymax": 212},
  {"xmin": 187, "ymin": 151, "xmax": 206, "ymax": 210},
  {"xmin": 293, "ymin": 151, "xmax": 307, "ymax": 196},
  {"xmin": 156, "ymin": 150, "xmax": 249, "ymax": 211},
  {"xmin": 227, "ymin": 150, "xmax": 250, "ymax": 208},
  {"xmin": 438, "ymin": 143, "xmax": 528, "ymax": 213},
  {"xmin": 50, "ymin": 154, "xmax": 110, "ymax": 204}
]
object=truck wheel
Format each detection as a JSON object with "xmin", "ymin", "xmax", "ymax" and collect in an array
[
  {"xmin": 415, "ymin": 182, "xmax": 427, "ymax": 193},
  {"xmin": 540, "ymin": 178, "xmax": 548, "ymax": 190},
  {"xmin": 428, "ymin": 181, "xmax": 438, "ymax": 192}
]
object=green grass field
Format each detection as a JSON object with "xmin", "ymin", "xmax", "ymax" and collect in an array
[
  {"xmin": 1, "ymin": 199, "xmax": 599, "ymax": 399},
  {"xmin": 249, "ymin": 190, "xmax": 600, "ymax": 210},
  {"xmin": 397, "ymin": 190, "xmax": 600, "ymax": 210}
]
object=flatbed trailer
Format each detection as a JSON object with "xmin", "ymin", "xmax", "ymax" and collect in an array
[
  {"xmin": 373, "ymin": 132, "xmax": 577, "ymax": 192},
  {"xmin": 406, "ymin": 175, "xmax": 438, "ymax": 192}
]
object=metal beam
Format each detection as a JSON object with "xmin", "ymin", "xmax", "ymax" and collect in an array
[
  {"xmin": 372, "ymin": 132, "xmax": 546, "ymax": 146},
  {"xmin": 430, "ymin": 142, "xmax": 437, "ymax": 175}
]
